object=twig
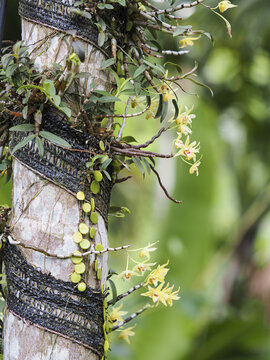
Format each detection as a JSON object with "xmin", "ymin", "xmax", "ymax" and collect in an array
[
  {"xmin": 111, "ymin": 145, "xmax": 173, "ymax": 159},
  {"xmin": 114, "ymin": 176, "xmax": 133, "ymax": 184},
  {"xmin": 117, "ymin": 96, "xmax": 132, "ymax": 141},
  {"xmin": 108, "ymin": 282, "xmax": 144, "ymax": 305},
  {"xmin": 140, "ymin": 0, "xmax": 183, "ymax": 19},
  {"xmin": 91, "ymin": 103, "xmax": 150, "ymax": 120},
  {"xmin": 63, "ymin": 147, "xmax": 99, "ymax": 155},
  {"xmin": 150, "ymin": 164, "xmax": 182, "ymax": 204},
  {"xmin": 149, "ymin": 0, "xmax": 204, "ymax": 15},
  {"xmin": 5, "ymin": 235, "xmax": 129, "ymax": 259},
  {"xmin": 111, "ymin": 305, "xmax": 149, "ymax": 331},
  {"xmin": 134, "ymin": 21, "xmax": 174, "ymax": 35},
  {"xmin": 162, "ymin": 49, "xmax": 189, "ymax": 56},
  {"xmin": 139, "ymin": 10, "xmax": 176, "ymax": 31},
  {"xmin": 80, "ymin": 245, "xmax": 130, "ymax": 257},
  {"xmin": 132, "ymin": 127, "xmax": 166, "ymax": 149}
]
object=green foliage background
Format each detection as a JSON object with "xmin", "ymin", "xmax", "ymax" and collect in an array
[{"xmin": 2, "ymin": 0, "xmax": 270, "ymax": 359}]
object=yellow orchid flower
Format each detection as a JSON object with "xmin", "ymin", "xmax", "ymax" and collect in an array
[
  {"xmin": 146, "ymin": 261, "xmax": 169, "ymax": 286},
  {"xmin": 109, "ymin": 304, "xmax": 128, "ymax": 324},
  {"xmin": 169, "ymin": 105, "xmax": 196, "ymax": 137},
  {"xmin": 119, "ymin": 326, "xmax": 136, "ymax": 344},
  {"xmin": 117, "ymin": 269, "xmax": 140, "ymax": 281},
  {"xmin": 141, "ymin": 283, "xmax": 169, "ymax": 306},
  {"xmin": 169, "ymin": 105, "xmax": 195, "ymax": 125},
  {"xmin": 218, "ymin": 1, "xmax": 238, "ymax": 13},
  {"xmin": 138, "ymin": 242, "xmax": 158, "ymax": 260},
  {"xmin": 162, "ymin": 283, "xmax": 181, "ymax": 306},
  {"xmin": 132, "ymin": 261, "xmax": 156, "ymax": 275},
  {"xmin": 175, "ymin": 136, "xmax": 200, "ymax": 161},
  {"xmin": 176, "ymin": 124, "xmax": 192, "ymax": 138},
  {"xmin": 145, "ymin": 97, "xmax": 158, "ymax": 119},
  {"xmin": 189, "ymin": 160, "xmax": 201, "ymax": 176},
  {"xmin": 179, "ymin": 36, "xmax": 201, "ymax": 48},
  {"xmin": 159, "ymin": 74, "xmax": 176, "ymax": 102}
]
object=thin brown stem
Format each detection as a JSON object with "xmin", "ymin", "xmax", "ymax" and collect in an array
[
  {"xmin": 150, "ymin": 164, "xmax": 182, "ymax": 204},
  {"xmin": 91, "ymin": 103, "xmax": 150, "ymax": 120},
  {"xmin": 114, "ymin": 176, "xmax": 133, "ymax": 184},
  {"xmin": 131, "ymin": 127, "xmax": 166, "ymax": 149},
  {"xmin": 111, "ymin": 146, "xmax": 173, "ymax": 159}
]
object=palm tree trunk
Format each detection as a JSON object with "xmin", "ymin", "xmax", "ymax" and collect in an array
[{"xmin": 3, "ymin": 8, "xmax": 111, "ymax": 360}]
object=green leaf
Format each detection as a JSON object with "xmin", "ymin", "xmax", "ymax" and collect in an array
[
  {"xmin": 59, "ymin": 106, "xmax": 71, "ymax": 119},
  {"xmin": 143, "ymin": 60, "xmax": 161, "ymax": 72},
  {"xmin": 5, "ymin": 63, "xmax": 17, "ymax": 78},
  {"xmin": 155, "ymin": 94, "xmax": 164, "ymax": 119},
  {"xmin": 99, "ymin": 140, "xmax": 105, "ymax": 151},
  {"xmin": 1, "ymin": 54, "xmax": 13, "ymax": 68},
  {"xmin": 186, "ymin": 77, "xmax": 214, "ymax": 96},
  {"xmin": 94, "ymin": 90, "xmax": 113, "ymax": 96},
  {"xmin": 133, "ymin": 64, "xmax": 147, "ymax": 79},
  {"xmin": 108, "ymin": 279, "xmax": 118, "ymax": 305},
  {"xmin": 90, "ymin": 180, "xmax": 100, "ymax": 194},
  {"xmin": 172, "ymin": 99, "xmax": 179, "ymax": 120},
  {"xmin": 97, "ymin": 95, "xmax": 120, "ymax": 103},
  {"xmin": 104, "ymin": 4, "xmax": 114, "ymax": 9},
  {"xmin": 102, "ymin": 170, "xmax": 111, "ymax": 181},
  {"xmin": 100, "ymin": 158, "xmax": 112, "ymax": 171},
  {"xmin": 52, "ymin": 95, "xmax": 61, "ymax": 106},
  {"xmin": 160, "ymin": 99, "xmax": 169, "ymax": 123},
  {"xmin": 42, "ymin": 79, "xmax": 56, "ymax": 97},
  {"xmin": 134, "ymin": 81, "xmax": 142, "ymax": 96},
  {"xmin": 70, "ymin": 8, "xmax": 92, "ymax": 20},
  {"xmin": 126, "ymin": 21, "xmax": 133, "ymax": 31},
  {"xmin": 35, "ymin": 136, "xmax": 44, "ymax": 158},
  {"xmin": 39, "ymin": 131, "xmax": 71, "ymax": 148},
  {"xmin": 109, "ymin": 206, "xmax": 131, "ymax": 217},
  {"xmin": 9, "ymin": 124, "xmax": 35, "ymax": 132},
  {"xmin": 164, "ymin": 61, "xmax": 182, "ymax": 75},
  {"xmin": 11, "ymin": 134, "xmax": 35, "ymax": 155},
  {"xmin": 132, "ymin": 156, "xmax": 145, "ymax": 176},
  {"xmin": 141, "ymin": 158, "xmax": 151, "ymax": 175},
  {"xmin": 22, "ymin": 106, "xmax": 28, "ymax": 120},
  {"xmin": 106, "ymin": 68, "xmax": 121, "ymax": 88},
  {"xmin": 121, "ymin": 136, "xmax": 137, "ymax": 143},
  {"xmin": 98, "ymin": 31, "xmax": 106, "ymax": 47}
]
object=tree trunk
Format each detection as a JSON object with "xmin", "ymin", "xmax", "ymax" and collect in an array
[{"xmin": 3, "ymin": 9, "xmax": 111, "ymax": 360}]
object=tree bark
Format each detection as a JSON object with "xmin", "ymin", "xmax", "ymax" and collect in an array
[{"xmin": 3, "ymin": 14, "xmax": 110, "ymax": 360}]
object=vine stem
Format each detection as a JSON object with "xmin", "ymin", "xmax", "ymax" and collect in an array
[
  {"xmin": 91, "ymin": 103, "xmax": 150, "ymax": 119},
  {"xmin": 111, "ymin": 305, "xmax": 149, "ymax": 331},
  {"xmin": 131, "ymin": 127, "xmax": 167, "ymax": 149},
  {"xmin": 150, "ymin": 164, "xmax": 182, "ymax": 204},
  {"xmin": 3, "ymin": 235, "xmax": 129, "ymax": 259},
  {"xmin": 108, "ymin": 282, "xmax": 144, "ymax": 306},
  {"xmin": 111, "ymin": 146, "xmax": 173, "ymax": 159}
]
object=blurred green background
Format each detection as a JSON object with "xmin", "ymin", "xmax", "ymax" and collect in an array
[{"xmin": 2, "ymin": 0, "xmax": 270, "ymax": 359}]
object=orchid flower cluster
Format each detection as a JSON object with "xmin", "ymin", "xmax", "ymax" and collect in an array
[
  {"xmin": 108, "ymin": 242, "xmax": 180, "ymax": 344},
  {"xmin": 169, "ymin": 103, "xmax": 201, "ymax": 176}
]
